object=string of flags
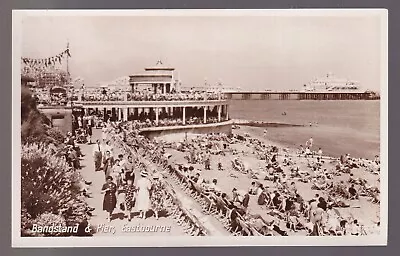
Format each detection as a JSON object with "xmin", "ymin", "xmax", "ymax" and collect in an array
[{"xmin": 21, "ymin": 47, "xmax": 71, "ymax": 67}]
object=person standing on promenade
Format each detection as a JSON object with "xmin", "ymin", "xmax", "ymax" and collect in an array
[
  {"xmin": 111, "ymin": 158, "xmax": 123, "ymax": 187},
  {"xmin": 86, "ymin": 124, "xmax": 92, "ymax": 144},
  {"xmin": 101, "ymin": 176, "xmax": 117, "ymax": 222},
  {"xmin": 124, "ymin": 175, "xmax": 136, "ymax": 221},
  {"xmin": 136, "ymin": 171, "xmax": 152, "ymax": 219},
  {"xmin": 78, "ymin": 116, "xmax": 82, "ymax": 128},
  {"xmin": 102, "ymin": 151, "xmax": 114, "ymax": 179},
  {"xmin": 123, "ymin": 155, "xmax": 135, "ymax": 184},
  {"xmin": 102, "ymin": 124, "xmax": 108, "ymax": 142},
  {"xmin": 118, "ymin": 154, "xmax": 126, "ymax": 167},
  {"xmin": 150, "ymin": 173, "xmax": 165, "ymax": 220},
  {"xmin": 93, "ymin": 139, "xmax": 103, "ymax": 172},
  {"xmin": 104, "ymin": 140, "xmax": 114, "ymax": 158}
]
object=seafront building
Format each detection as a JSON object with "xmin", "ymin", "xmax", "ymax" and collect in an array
[
  {"xmin": 30, "ymin": 62, "xmax": 232, "ymax": 137},
  {"xmin": 303, "ymin": 72, "xmax": 360, "ymax": 92}
]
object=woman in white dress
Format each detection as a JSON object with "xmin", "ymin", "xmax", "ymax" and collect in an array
[
  {"xmin": 101, "ymin": 124, "xmax": 108, "ymax": 142},
  {"xmin": 136, "ymin": 171, "xmax": 152, "ymax": 219}
]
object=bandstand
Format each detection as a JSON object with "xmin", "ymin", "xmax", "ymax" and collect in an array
[
  {"xmin": 75, "ymin": 63, "xmax": 232, "ymax": 138},
  {"xmin": 129, "ymin": 61, "xmax": 180, "ymax": 94}
]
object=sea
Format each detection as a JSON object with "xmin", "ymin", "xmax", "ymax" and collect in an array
[{"xmin": 229, "ymin": 100, "xmax": 381, "ymax": 160}]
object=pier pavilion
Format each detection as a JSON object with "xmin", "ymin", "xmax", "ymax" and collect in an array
[{"xmin": 226, "ymin": 91, "xmax": 376, "ymax": 100}]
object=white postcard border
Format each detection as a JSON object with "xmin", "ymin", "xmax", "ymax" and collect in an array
[{"xmin": 11, "ymin": 9, "xmax": 388, "ymax": 247}]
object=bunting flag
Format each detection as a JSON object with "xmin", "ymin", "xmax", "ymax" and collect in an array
[
  {"xmin": 21, "ymin": 46, "xmax": 72, "ymax": 69},
  {"xmin": 21, "ymin": 45, "xmax": 72, "ymax": 85}
]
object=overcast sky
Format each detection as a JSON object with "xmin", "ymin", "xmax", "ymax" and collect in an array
[{"xmin": 20, "ymin": 13, "xmax": 383, "ymax": 91}]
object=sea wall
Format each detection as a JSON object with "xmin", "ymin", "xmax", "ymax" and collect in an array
[
  {"xmin": 232, "ymin": 119, "xmax": 304, "ymax": 128},
  {"xmin": 139, "ymin": 120, "xmax": 233, "ymax": 141}
]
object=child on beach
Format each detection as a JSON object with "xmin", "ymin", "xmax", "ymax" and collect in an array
[{"xmin": 248, "ymin": 182, "xmax": 258, "ymax": 195}]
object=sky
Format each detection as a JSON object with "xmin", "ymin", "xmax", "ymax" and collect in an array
[{"xmin": 19, "ymin": 12, "xmax": 383, "ymax": 91}]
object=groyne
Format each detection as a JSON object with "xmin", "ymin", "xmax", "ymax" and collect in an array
[{"xmin": 232, "ymin": 119, "xmax": 305, "ymax": 128}]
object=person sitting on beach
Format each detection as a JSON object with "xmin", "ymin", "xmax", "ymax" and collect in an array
[
  {"xmin": 298, "ymin": 145, "xmax": 305, "ymax": 155},
  {"xmin": 256, "ymin": 183, "xmax": 265, "ymax": 196},
  {"xmin": 221, "ymin": 193, "xmax": 234, "ymax": 207},
  {"xmin": 348, "ymin": 184, "xmax": 359, "ymax": 200},
  {"xmin": 248, "ymin": 181, "xmax": 258, "ymax": 195},
  {"xmin": 272, "ymin": 192, "xmax": 283, "ymax": 209},
  {"xmin": 259, "ymin": 225, "xmax": 274, "ymax": 236},
  {"xmin": 305, "ymin": 147, "xmax": 312, "ymax": 157},
  {"xmin": 289, "ymin": 181, "xmax": 298, "ymax": 196},
  {"xmin": 208, "ymin": 179, "xmax": 222, "ymax": 196},
  {"xmin": 281, "ymin": 173, "xmax": 288, "ymax": 184},
  {"xmin": 271, "ymin": 154, "xmax": 278, "ymax": 163},
  {"xmin": 310, "ymin": 194, "xmax": 320, "ymax": 204},
  {"xmin": 290, "ymin": 166, "xmax": 301, "ymax": 178},
  {"xmin": 348, "ymin": 173, "xmax": 358, "ymax": 184},
  {"xmin": 191, "ymin": 172, "xmax": 201, "ymax": 184},
  {"xmin": 348, "ymin": 219, "xmax": 361, "ymax": 236},
  {"xmin": 327, "ymin": 193, "xmax": 350, "ymax": 208},
  {"xmin": 232, "ymin": 188, "xmax": 250, "ymax": 209},
  {"xmin": 264, "ymin": 169, "xmax": 275, "ymax": 181},
  {"xmin": 312, "ymin": 175, "xmax": 328, "ymax": 190},
  {"xmin": 273, "ymin": 175, "xmax": 282, "ymax": 188},
  {"xmin": 257, "ymin": 187, "xmax": 270, "ymax": 206}
]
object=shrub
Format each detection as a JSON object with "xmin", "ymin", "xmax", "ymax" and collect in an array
[
  {"xmin": 47, "ymin": 127, "xmax": 66, "ymax": 144},
  {"xmin": 21, "ymin": 86, "xmax": 52, "ymax": 144},
  {"xmin": 21, "ymin": 143, "xmax": 89, "ymax": 236}
]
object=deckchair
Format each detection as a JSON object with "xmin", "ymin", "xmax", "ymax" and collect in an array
[
  {"xmin": 201, "ymin": 193, "xmax": 217, "ymax": 214},
  {"xmin": 189, "ymin": 181, "xmax": 202, "ymax": 201},
  {"xmin": 236, "ymin": 218, "xmax": 253, "ymax": 236}
]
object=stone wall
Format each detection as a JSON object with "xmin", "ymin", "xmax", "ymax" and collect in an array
[
  {"xmin": 38, "ymin": 107, "xmax": 73, "ymax": 134},
  {"xmin": 140, "ymin": 121, "xmax": 232, "ymax": 142}
]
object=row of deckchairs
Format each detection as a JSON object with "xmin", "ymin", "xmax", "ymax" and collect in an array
[{"xmin": 167, "ymin": 165, "xmax": 274, "ymax": 236}]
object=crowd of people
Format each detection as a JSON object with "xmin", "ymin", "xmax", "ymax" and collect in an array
[
  {"xmin": 90, "ymin": 125, "xmax": 168, "ymax": 223},
  {"xmin": 101, "ymin": 123, "xmax": 380, "ymax": 236},
  {"xmin": 169, "ymin": 133, "xmax": 380, "ymax": 236},
  {"xmin": 29, "ymin": 86, "xmax": 227, "ymax": 108},
  {"xmin": 80, "ymin": 88, "xmax": 226, "ymax": 102},
  {"xmin": 127, "ymin": 117, "xmax": 221, "ymax": 130}
]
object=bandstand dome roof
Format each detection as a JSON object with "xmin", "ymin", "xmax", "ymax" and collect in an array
[
  {"xmin": 144, "ymin": 60, "xmax": 175, "ymax": 71},
  {"xmin": 129, "ymin": 61, "xmax": 175, "ymax": 83},
  {"xmin": 144, "ymin": 66, "xmax": 175, "ymax": 71}
]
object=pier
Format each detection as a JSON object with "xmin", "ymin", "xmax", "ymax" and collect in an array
[{"xmin": 225, "ymin": 91, "xmax": 379, "ymax": 100}]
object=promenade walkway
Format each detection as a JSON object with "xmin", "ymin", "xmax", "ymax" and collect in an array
[{"xmin": 78, "ymin": 129, "xmax": 186, "ymax": 236}]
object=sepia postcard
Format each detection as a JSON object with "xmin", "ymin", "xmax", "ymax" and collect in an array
[{"xmin": 12, "ymin": 9, "xmax": 388, "ymax": 247}]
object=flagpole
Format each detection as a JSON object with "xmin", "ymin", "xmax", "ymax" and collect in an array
[{"xmin": 66, "ymin": 41, "xmax": 70, "ymax": 82}]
